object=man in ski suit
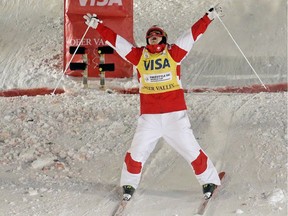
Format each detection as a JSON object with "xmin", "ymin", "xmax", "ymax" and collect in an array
[{"xmin": 84, "ymin": 5, "xmax": 222, "ymax": 200}]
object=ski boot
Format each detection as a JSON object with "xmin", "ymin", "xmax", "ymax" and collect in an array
[
  {"xmin": 122, "ymin": 185, "xmax": 135, "ymax": 201},
  {"xmin": 202, "ymin": 183, "xmax": 217, "ymax": 200}
]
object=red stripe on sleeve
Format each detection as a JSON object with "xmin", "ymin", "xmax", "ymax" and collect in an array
[
  {"xmin": 191, "ymin": 14, "xmax": 212, "ymax": 41},
  {"xmin": 168, "ymin": 45, "xmax": 188, "ymax": 63},
  {"xmin": 125, "ymin": 47, "xmax": 144, "ymax": 66},
  {"xmin": 96, "ymin": 23, "xmax": 117, "ymax": 47}
]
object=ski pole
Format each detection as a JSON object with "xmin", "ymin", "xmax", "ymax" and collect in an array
[
  {"xmin": 215, "ymin": 13, "xmax": 267, "ymax": 89},
  {"xmin": 52, "ymin": 23, "xmax": 92, "ymax": 95}
]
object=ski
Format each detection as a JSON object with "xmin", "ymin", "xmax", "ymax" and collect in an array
[
  {"xmin": 112, "ymin": 185, "xmax": 135, "ymax": 216},
  {"xmin": 196, "ymin": 171, "xmax": 226, "ymax": 215},
  {"xmin": 113, "ymin": 199, "xmax": 129, "ymax": 216}
]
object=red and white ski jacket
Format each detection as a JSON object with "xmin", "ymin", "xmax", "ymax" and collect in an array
[{"xmin": 95, "ymin": 14, "xmax": 212, "ymax": 114}]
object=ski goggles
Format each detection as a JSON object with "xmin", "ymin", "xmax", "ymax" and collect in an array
[{"xmin": 146, "ymin": 30, "xmax": 165, "ymax": 39}]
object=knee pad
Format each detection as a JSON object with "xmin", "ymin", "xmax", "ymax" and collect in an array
[
  {"xmin": 125, "ymin": 153, "xmax": 142, "ymax": 174},
  {"xmin": 191, "ymin": 150, "xmax": 208, "ymax": 175}
]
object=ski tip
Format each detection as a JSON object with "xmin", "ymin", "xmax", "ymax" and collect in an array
[{"xmin": 219, "ymin": 171, "xmax": 226, "ymax": 179}]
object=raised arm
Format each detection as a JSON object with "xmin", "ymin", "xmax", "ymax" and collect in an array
[
  {"xmin": 170, "ymin": 5, "xmax": 223, "ymax": 62},
  {"xmin": 83, "ymin": 13, "xmax": 142, "ymax": 66},
  {"xmin": 174, "ymin": 14, "xmax": 212, "ymax": 54}
]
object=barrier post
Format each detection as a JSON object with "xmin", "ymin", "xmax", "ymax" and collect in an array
[
  {"xmin": 98, "ymin": 46, "xmax": 115, "ymax": 89},
  {"xmin": 69, "ymin": 46, "xmax": 88, "ymax": 88}
]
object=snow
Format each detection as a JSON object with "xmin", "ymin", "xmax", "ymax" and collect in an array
[{"xmin": 0, "ymin": 0, "xmax": 287, "ymax": 216}]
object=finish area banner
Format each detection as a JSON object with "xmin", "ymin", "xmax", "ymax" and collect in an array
[{"xmin": 64, "ymin": 0, "xmax": 134, "ymax": 77}]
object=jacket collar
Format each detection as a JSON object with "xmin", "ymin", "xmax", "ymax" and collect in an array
[{"xmin": 145, "ymin": 44, "xmax": 166, "ymax": 54}]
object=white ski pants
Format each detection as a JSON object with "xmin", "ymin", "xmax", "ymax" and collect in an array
[{"xmin": 120, "ymin": 110, "xmax": 221, "ymax": 189}]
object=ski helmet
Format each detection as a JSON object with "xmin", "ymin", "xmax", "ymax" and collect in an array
[{"xmin": 146, "ymin": 25, "xmax": 167, "ymax": 45}]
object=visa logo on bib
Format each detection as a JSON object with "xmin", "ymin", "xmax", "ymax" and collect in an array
[
  {"xmin": 79, "ymin": 0, "xmax": 123, "ymax": 6},
  {"xmin": 144, "ymin": 58, "xmax": 171, "ymax": 71}
]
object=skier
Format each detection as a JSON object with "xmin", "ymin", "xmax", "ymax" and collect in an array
[{"xmin": 84, "ymin": 5, "xmax": 223, "ymax": 201}]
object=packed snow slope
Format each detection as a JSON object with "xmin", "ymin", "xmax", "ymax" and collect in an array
[
  {"xmin": 0, "ymin": 91, "xmax": 287, "ymax": 216},
  {"xmin": 0, "ymin": 0, "xmax": 287, "ymax": 216}
]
